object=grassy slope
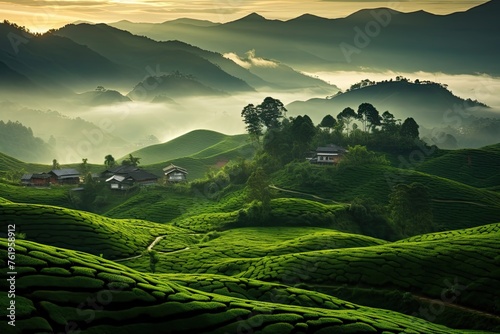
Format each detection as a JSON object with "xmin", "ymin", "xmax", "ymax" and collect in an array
[
  {"xmin": 124, "ymin": 129, "xmax": 249, "ymax": 165},
  {"xmin": 0, "ymin": 238, "xmax": 489, "ymax": 334},
  {"xmin": 0, "ymin": 151, "xmax": 105, "ymax": 174},
  {"xmin": 0, "ymin": 152, "xmax": 48, "ymax": 178},
  {"xmin": 0, "ymin": 201, "xmax": 189, "ymax": 259},
  {"xmin": 416, "ymin": 143, "xmax": 500, "ymax": 191}
]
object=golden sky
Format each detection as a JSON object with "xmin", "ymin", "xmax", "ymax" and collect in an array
[{"xmin": 0, "ymin": 0, "xmax": 489, "ymax": 33}]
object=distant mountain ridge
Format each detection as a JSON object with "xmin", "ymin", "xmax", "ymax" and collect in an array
[
  {"xmin": 53, "ymin": 23, "xmax": 253, "ymax": 93},
  {"xmin": 128, "ymin": 73, "xmax": 226, "ymax": 101},
  {"xmin": 287, "ymin": 78, "xmax": 491, "ymax": 124},
  {"xmin": 77, "ymin": 88, "xmax": 131, "ymax": 106},
  {"xmin": 110, "ymin": 1, "xmax": 500, "ymax": 75},
  {"xmin": 0, "ymin": 20, "xmax": 338, "ymax": 98},
  {"xmin": 0, "ymin": 22, "xmax": 128, "ymax": 94},
  {"xmin": 0, "ymin": 120, "xmax": 54, "ymax": 163},
  {"xmin": 0, "ymin": 102, "xmax": 131, "ymax": 163}
]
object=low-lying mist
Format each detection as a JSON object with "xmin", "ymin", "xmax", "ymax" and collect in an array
[
  {"xmin": 0, "ymin": 89, "xmax": 320, "ymax": 164},
  {"xmin": 1, "ymin": 70, "xmax": 499, "ymax": 165}
]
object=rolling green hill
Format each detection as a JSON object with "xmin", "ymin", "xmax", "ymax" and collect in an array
[
  {"xmin": 125, "ymin": 129, "xmax": 250, "ymax": 165},
  {"xmin": 273, "ymin": 162, "xmax": 500, "ymax": 232},
  {"xmin": 171, "ymin": 198, "xmax": 352, "ymax": 233},
  {"xmin": 416, "ymin": 143, "xmax": 500, "ymax": 191},
  {"xmin": 0, "ymin": 238, "xmax": 492, "ymax": 333},
  {"xmin": 0, "ymin": 152, "xmax": 48, "ymax": 179},
  {"xmin": 397, "ymin": 222, "xmax": 500, "ymax": 243},
  {"xmin": 120, "ymin": 222, "xmax": 500, "ymax": 330},
  {"xmin": 128, "ymin": 130, "xmax": 253, "ymax": 181},
  {"xmin": 0, "ymin": 200, "xmax": 188, "ymax": 259},
  {"xmin": 0, "ymin": 182, "xmax": 72, "ymax": 208}
]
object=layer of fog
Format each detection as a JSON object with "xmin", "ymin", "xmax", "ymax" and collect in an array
[
  {"xmin": 2, "ymin": 70, "xmax": 499, "ymax": 164},
  {"xmin": 80, "ymin": 88, "xmax": 322, "ymax": 144}
]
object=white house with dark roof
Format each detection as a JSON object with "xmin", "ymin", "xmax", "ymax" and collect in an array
[
  {"xmin": 309, "ymin": 144, "xmax": 348, "ymax": 165},
  {"xmin": 163, "ymin": 164, "xmax": 188, "ymax": 183}
]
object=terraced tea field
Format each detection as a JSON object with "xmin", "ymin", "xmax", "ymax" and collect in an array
[
  {"xmin": 274, "ymin": 164, "xmax": 500, "ymax": 231},
  {"xmin": 0, "ymin": 201, "xmax": 190, "ymax": 259},
  {"xmin": 169, "ymin": 198, "xmax": 351, "ymax": 233},
  {"xmin": 0, "ymin": 140, "xmax": 499, "ymax": 332},
  {"xmin": 0, "ymin": 181, "xmax": 73, "ymax": 208},
  {"xmin": 0, "ymin": 238, "xmax": 492, "ymax": 334},
  {"xmin": 397, "ymin": 222, "xmax": 500, "ymax": 243},
  {"xmin": 122, "ymin": 224, "xmax": 500, "ymax": 319},
  {"xmin": 416, "ymin": 144, "xmax": 500, "ymax": 190}
]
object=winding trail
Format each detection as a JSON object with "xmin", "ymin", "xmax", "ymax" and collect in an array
[
  {"xmin": 147, "ymin": 236, "xmax": 165, "ymax": 251},
  {"xmin": 308, "ymin": 283, "xmax": 500, "ymax": 321},
  {"xmin": 431, "ymin": 199, "xmax": 489, "ymax": 207},
  {"xmin": 115, "ymin": 235, "xmax": 191, "ymax": 262},
  {"xmin": 412, "ymin": 294, "xmax": 500, "ymax": 320},
  {"xmin": 269, "ymin": 184, "xmax": 348, "ymax": 205}
]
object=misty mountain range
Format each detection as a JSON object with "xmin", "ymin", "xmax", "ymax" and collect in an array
[
  {"xmin": 0, "ymin": 20, "xmax": 335, "ymax": 99},
  {"xmin": 111, "ymin": 0, "xmax": 500, "ymax": 75}
]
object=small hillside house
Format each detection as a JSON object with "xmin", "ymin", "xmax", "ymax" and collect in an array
[
  {"xmin": 100, "ymin": 165, "xmax": 139, "ymax": 181},
  {"xmin": 21, "ymin": 173, "xmax": 51, "ymax": 186},
  {"xmin": 309, "ymin": 144, "xmax": 347, "ymax": 165},
  {"xmin": 104, "ymin": 166, "xmax": 159, "ymax": 190},
  {"xmin": 48, "ymin": 169, "xmax": 81, "ymax": 185},
  {"xmin": 163, "ymin": 164, "xmax": 188, "ymax": 183}
]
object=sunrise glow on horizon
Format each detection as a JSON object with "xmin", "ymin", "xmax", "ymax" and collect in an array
[{"xmin": 0, "ymin": 0, "xmax": 489, "ymax": 33}]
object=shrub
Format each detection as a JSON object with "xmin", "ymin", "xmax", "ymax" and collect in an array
[{"xmin": 338, "ymin": 145, "xmax": 390, "ymax": 169}]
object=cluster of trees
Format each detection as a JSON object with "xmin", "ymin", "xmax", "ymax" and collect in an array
[
  {"xmin": 237, "ymin": 98, "xmax": 438, "ymax": 238},
  {"xmin": 241, "ymin": 97, "xmax": 288, "ymax": 143},
  {"xmin": 241, "ymin": 98, "xmax": 423, "ymax": 169},
  {"xmin": 342, "ymin": 76, "xmax": 450, "ymax": 94},
  {"xmin": 318, "ymin": 103, "xmax": 419, "ymax": 138},
  {"xmin": 315, "ymin": 104, "xmax": 422, "ymax": 154}
]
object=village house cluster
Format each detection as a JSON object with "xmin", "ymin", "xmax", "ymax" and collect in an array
[
  {"xmin": 19, "ymin": 144, "xmax": 345, "ymax": 188},
  {"xmin": 20, "ymin": 164, "xmax": 188, "ymax": 190}
]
